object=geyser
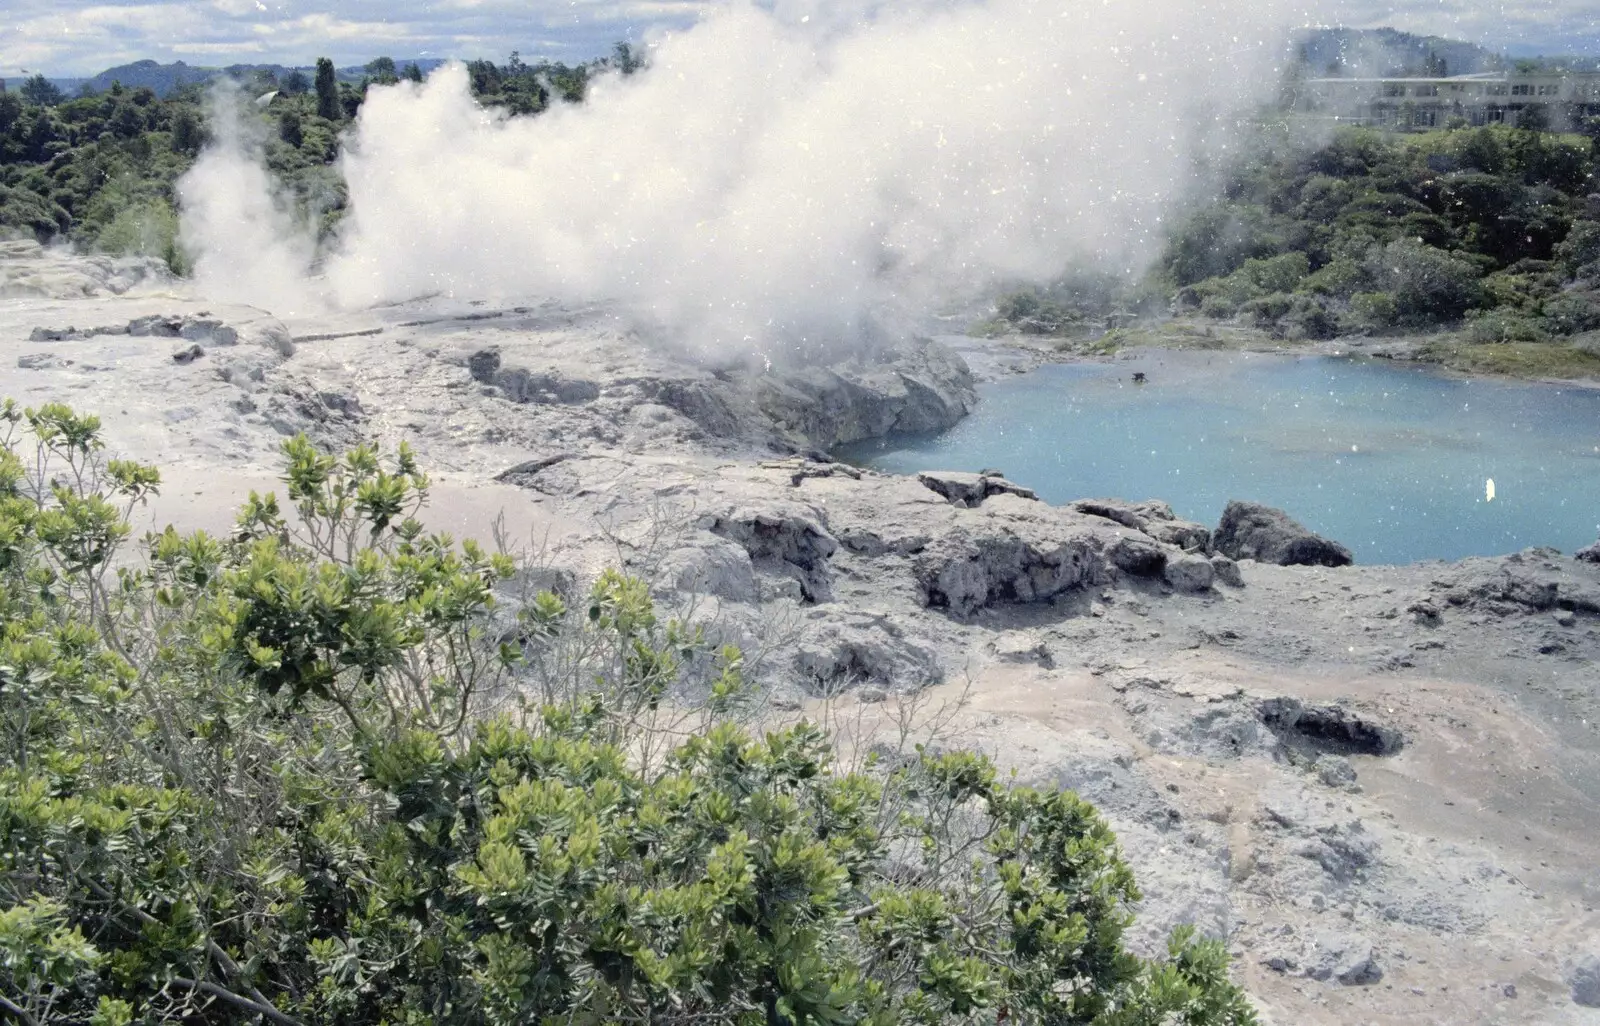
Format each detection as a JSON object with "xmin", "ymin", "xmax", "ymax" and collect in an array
[{"xmin": 181, "ymin": 0, "xmax": 1296, "ymax": 361}]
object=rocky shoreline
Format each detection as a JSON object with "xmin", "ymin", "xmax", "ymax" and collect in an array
[{"xmin": 3, "ymin": 247, "xmax": 1599, "ymax": 1025}]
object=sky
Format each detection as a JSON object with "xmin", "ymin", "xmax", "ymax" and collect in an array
[{"xmin": 4, "ymin": 0, "xmax": 1598, "ymax": 79}]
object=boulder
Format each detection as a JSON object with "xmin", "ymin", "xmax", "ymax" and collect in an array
[
  {"xmin": 792, "ymin": 618, "xmax": 941, "ymax": 696},
  {"xmin": 1070, "ymin": 498, "xmax": 1210, "ymax": 552},
  {"xmin": 1576, "ymin": 540, "xmax": 1600, "ymax": 563},
  {"xmin": 1305, "ymin": 934, "xmax": 1383, "ymax": 986},
  {"xmin": 1570, "ymin": 952, "xmax": 1600, "ymax": 1007},
  {"xmin": 752, "ymin": 337, "xmax": 976, "ymax": 450},
  {"xmin": 1213, "ymin": 501, "xmax": 1352, "ymax": 567},
  {"xmin": 704, "ymin": 504, "xmax": 837, "ymax": 604},
  {"xmin": 912, "ymin": 495, "xmax": 1122, "ymax": 616},
  {"xmin": 1107, "ymin": 535, "xmax": 1167, "ymax": 577},
  {"xmin": 1209, "ymin": 554, "xmax": 1244, "ymax": 587},
  {"xmin": 916, "ymin": 470, "xmax": 1036, "ymax": 508},
  {"xmin": 1435, "ymin": 549, "xmax": 1600, "ymax": 616},
  {"xmin": 1164, "ymin": 553, "xmax": 1215, "ymax": 592}
]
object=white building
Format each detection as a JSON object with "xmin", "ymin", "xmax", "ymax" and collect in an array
[{"xmin": 1290, "ymin": 71, "xmax": 1600, "ymax": 131}]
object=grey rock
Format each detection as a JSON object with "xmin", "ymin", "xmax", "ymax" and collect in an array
[
  {"xmin": 1438, "ymin": 549, "xmax": 1600, "ymax": 615},
  {"xmin": 1071, "ymin": 498, "xmax": 1210, "ymax": 552},
  {"xmin": 1306, "ymin": 934, "xmax": 1383, "ymax": 985},
  {"xmin": 1571, "ymin": 952, "xmax": 1600, "ymax": 1007},
  {"xmin": 1214, "ymin": 500, "xmax": 1353, "ymax": 567},
  {"xmin": 1577, "ymin": 540, "xmax": 1600, "ymax": 563},
  {"xmin": 657, "ymin": 534, "xmax": 760, "ymax": 604},
  {"xmin": 1108, "ymin": 535, "xmax": 1168, "ymax": 578},
  {"xmin": 1164, "ymin": 553, "xmax": 1215, "ymax": 592},
  {"xmin": 704, "ymin": 505, "xmax": 837, "ymax": 604},
  {"xmin": 792, "ymin": 619, "xmax": 940, "ymax": 696},
  {"xmin": 1258, "ymin": 697, "xmax": 1405, "ymax": 757},
  {"xmin": 988, "ymin": 632, "xmax": 1054, "ymax": 668},
  {"xmin": 17, "ymin": 352, "xmax": 69, "ymax": 370},
  {"xmin": 752, "ymin": 337, "xmax": 976, "ymax": 450},
  {"xmin": 172, "ymin": 343, "xmax": 205, "ymax": 364},
  {"xmin": 179, "ymin": 318, "xmax": 239, "ymax": 345},
  {"xmin": 128, "ymin": 314, "xmax": 184, "ymax": 337},
  {"xmin": 913, "ymin": 496, "xmax": 1122, "ymax": 615},
  {"xmin": 1315, "ymin": 754, "xmax": 1359, "ymax": 790},
  {"xmin": 1210, "ymin": 554, "xmax": 1244, "ymax": 587},
  {"xmin": 916, "ymin": 470, "xmax": 1037, "ymax": 508}
]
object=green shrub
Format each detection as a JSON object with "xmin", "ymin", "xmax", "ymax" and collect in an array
[
  {"xmin": 93, "ymin": 198, "xmax": 182, "ymax": 270},
  {"xmin": 1541, "ymin": 292, "xmax": 1600, "ymax": 335},
  {"xmin": 1345, "ymin": 291, "xmax": 1399, "ymax": 332},
  {"xmin": 1556, "ymin": 220, "xmax": 1600, "ymax": 280},
  {"xmin": 1465, "ymin": 309, "xmax": 1551, "ymax": 343},
  {"xmin": 1280, "ymin": 294, "xmax": 1340, "ymax": 340},
  {"xmin": 1365, "ymin": 240, "xmax": 1486, "ymax": 325},
  {"xmin": 1298, "ymin": 258, "xmax": 1367, "ymax": 299},
  {"xmin": 0, "ymin": 402, "xmax": 1259, "ymax": 1026},
  {"xmin": 1240, "ymin": 292, "xmax": 1293, "ymax": 329}
]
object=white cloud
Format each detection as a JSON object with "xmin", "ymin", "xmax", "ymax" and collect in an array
[{"xmin": 8, "ymin": 0, "xmax": 1595, "ymax": 78}]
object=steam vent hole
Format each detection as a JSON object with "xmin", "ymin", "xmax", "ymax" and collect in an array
[{"xmin": 1257, "ymin": 698, "xmax": 1404, "ymax": 758}]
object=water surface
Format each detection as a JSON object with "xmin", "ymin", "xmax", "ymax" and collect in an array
[{"xmin": 842, "ymin": 352, "xmax": 1600, "ymax": 565}]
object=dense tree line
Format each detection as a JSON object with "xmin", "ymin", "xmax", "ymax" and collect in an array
[
  {"xmin": 0, "ymin": 46, "xmax": 641, "ymax": 266},
  {"xmin": 997, "ymin": 123, "xmax": 1600, "ymax": 343},
  {"xmin": 0, "ymin": 403, "xmax": 1258, "ymax": 1024},
  {"xmin": 1162, "ymin": 123, "xmax": 1600, "ymax": 341}
]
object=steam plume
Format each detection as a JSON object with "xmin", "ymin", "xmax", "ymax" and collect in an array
[
  {"xmin": 181, "ymin": 0, "xmax": 1296, "ymax": 360},
  {"xmin": 178, "ymin": 85, "xmax": 316, "ymax": 316}
]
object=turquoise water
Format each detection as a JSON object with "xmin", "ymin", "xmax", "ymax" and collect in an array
[{"xmin": 842, "ymin": 353, "xmax": 1600, "ymax": 565}]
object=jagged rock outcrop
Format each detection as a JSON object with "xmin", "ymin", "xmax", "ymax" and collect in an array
[
  {"xmin": 1431, "ymin": 548, "xmax": 1600, "ymax": 616},
  {"xmin": 917, "ymin": 470, "xmax": 1036, "ymax": 508},
  {"xmin": 792, "ymin": 617, "xmax": 941, "ymax": 696},
  {"xmin": 1213, "ymin": 500, "xmax": 1353, "ymax": 567},
  {"xmin": 751, "ymin": 338, "xmax": 977, "ymax": 450},
  {"xmin": 1304, "ymin": 934, "xmax": 1384, "ymax": 986},
  {"xmin": 1070, "ymin": 498, "xmax": 1211, "ymax": 551},
  {"xmin": 1, "ymin": 238, "xmax": 169, "ymax": 299},
  {"xmin": 911, "ymin": 495, "xmax": 1126, "ymax": 615},
  {"xmin": 703, "ymin": 504, "xmax": 837, "ymax": 603},
  {"xmin": 1574, "ymin": 540, "xmax": 1600, "ymax": 563},
  {"xmin": 466, "ymin": 348, "xmax": 600, "ymax": 404}
]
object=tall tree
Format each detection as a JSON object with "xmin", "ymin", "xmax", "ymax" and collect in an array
[
  {"xmin": 19, "ymin": 74, "xmax": 63, "ymax": 106},
  {"xmin": 365, "ymin": 56, "xmax": 397, "ymax": 84},
  {"xmin": 314, "ymin": 56, "xmax": 339, "ymax": 120}
]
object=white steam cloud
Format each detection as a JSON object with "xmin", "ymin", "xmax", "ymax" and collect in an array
[
  {"xmin": 178, "ymin": 86, "xmax": 316, "ymax": 316},
  {"xmin": 180, "ymin": 0, "xmax": 1296, "ymax": 360}
]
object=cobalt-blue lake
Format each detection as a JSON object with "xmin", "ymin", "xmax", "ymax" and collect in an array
[{"xmin": 841, "ymin": 352, "xmax": 1600, "ymax": 566}]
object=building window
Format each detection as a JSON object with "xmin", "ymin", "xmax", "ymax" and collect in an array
[
  {"xmin": 1414, "ymin": 85, "xmax": 1439, "ymax": 97},
  {"xmin": 1383, "ymin": 84, "xmax": 1405, "ymax": 98},
  {"xmin": 1538, "ymin": 84, "xmax": 1560, "ymax": 96},
  {"xmin": 1487, "ymin": 107, "xmax": 1506, "ymax": 122},
  {"xmin": 1487, "ymin": 85, "xmax": 1507, "ymax": 96},
  {"xmin": 1512, "ymin": 83, "xmax": 1534, "ymax": 96}
]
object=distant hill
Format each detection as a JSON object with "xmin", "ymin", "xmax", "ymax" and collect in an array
[
  {"xmin": 47, "ymin": 57, "xmax": 452, "ymax": 98},
  {"xmin": 1296, "ymin": 27, "xmax": 1504, "ymax": 78}
]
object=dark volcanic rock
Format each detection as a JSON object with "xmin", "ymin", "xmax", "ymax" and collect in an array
[
  {"xmin": 912, "ymin": 495, "xmax": 1119, "ymax": 615},
  {"xmin": 1214, "ymin": 501, "xmax": 1353, "ymax": 567},
  {"xmin": 1071, "ymin": 498, "xmax": 1211, "ymax": 553},
  {"xmin": 916, "ymin": 470, "xmax": 1036, "ymax": 508},
  {"xmin": 704, "ymin": 505, "xmax": 837, "ymax": 604},
  {"xmin": 1576, "ymin": 540, "xmax": 1600, "ymax": 563}
]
